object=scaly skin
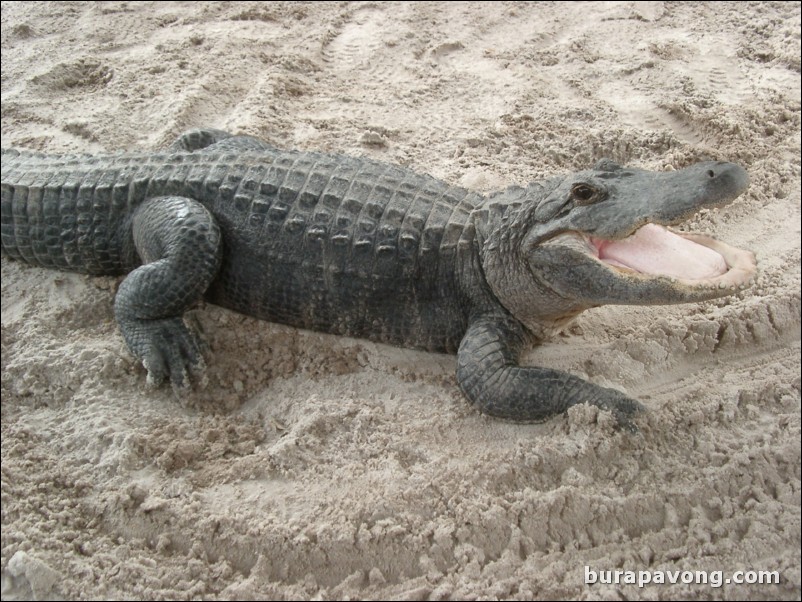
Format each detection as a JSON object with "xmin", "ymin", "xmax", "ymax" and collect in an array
[{"xmin": 1, "ymin": 129, "xmax": 757, "ymax": 428}]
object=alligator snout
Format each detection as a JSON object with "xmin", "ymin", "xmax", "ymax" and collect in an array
[{"xmin": 691, "ymin": 161, "xmax": 750, "ymax": 205}]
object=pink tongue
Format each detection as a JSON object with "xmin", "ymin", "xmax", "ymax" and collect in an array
[{"xmin": 595, "ymin": 224, "xmax": 728, "ymax": 280}]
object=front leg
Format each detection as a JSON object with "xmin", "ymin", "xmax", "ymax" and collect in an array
[
  {"xmin": 457, "ymin": 315, "xmax": 644, "ymax": 429},
  {"xmin": 115, "ymin": 196, "xmax": 221, "ymax": 389}
]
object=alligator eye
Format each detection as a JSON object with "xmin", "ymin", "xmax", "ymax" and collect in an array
[{"xmin": 571, "ymin": 184, "xmax": 598, "ymax": 204}]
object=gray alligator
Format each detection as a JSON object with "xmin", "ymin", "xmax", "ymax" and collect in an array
[{"xmin": 1, "ymin": 129, "xmax": 757, "ymax": 427}]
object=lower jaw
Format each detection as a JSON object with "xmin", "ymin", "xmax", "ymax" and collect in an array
[
  {"xmin": 590, "ymin": 225, "xmax": 757, "ymax": 292},
  {"xmin": 661, "ymin": 229, "xmax": 757, "ymax": 291}
]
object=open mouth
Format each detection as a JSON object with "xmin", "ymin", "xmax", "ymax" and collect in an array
[{"xmin": 588, "ymin": 224, "xmax": 756, "ymax": 290}]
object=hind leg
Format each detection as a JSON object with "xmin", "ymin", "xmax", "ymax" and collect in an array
[
  {"xmin": 115, "ymin": 196, "xmax": 222, "ymax": 390},
  {"xmin": 168, "ymin": 128, "xmax": 234, "ymax": 152},
  {"xmin": 168, "ymin": 128, "xmax": 277, "ymax": 152}
]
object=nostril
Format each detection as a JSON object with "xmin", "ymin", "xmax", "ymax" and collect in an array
[{"xmin": 707, "ymin": 170, "xmax": 715, "ymax": 178}]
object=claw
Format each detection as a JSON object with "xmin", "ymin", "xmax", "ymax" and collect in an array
[
  {"xmin": 170, "ymin": 367, "xmax": 191, "ymax": 396},
  {"xmin": 143, "ymin": 357, "xmax": 167, "ymax": 388}
]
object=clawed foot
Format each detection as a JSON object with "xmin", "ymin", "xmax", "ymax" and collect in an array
[
  {"xmin": 120, "ymin": 317, "xmax": 205, "ymax": 393},
  {"xmin": 595, "ymin": 390, "xmax": 647, "ymax": 433}
]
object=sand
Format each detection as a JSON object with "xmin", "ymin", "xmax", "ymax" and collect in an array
[{"xmin": 1, "ymin": 1, "xmax": 800, "ymax": 600}]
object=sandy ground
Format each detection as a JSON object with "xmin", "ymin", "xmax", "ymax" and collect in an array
[{"xmin": 1, "ymin": 1, "xmax": 800, "ymax": 600}]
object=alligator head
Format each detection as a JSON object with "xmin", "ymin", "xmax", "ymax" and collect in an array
[{"xmin": 477, "ymin": 159, "xmax": 757, "ymax": 339}]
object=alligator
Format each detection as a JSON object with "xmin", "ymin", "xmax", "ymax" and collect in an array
[{"xmin": 1, "ymin": 128, "xmax": 757, "ymax": 428}]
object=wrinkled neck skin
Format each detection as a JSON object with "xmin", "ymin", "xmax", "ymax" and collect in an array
[
  {"xmin": 472, "ymin": 161, "xmax": 757, "ymax": 342},
  {"xmin": 473, "ymin": 179, "xmax": 591, "ymax": 341}
]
